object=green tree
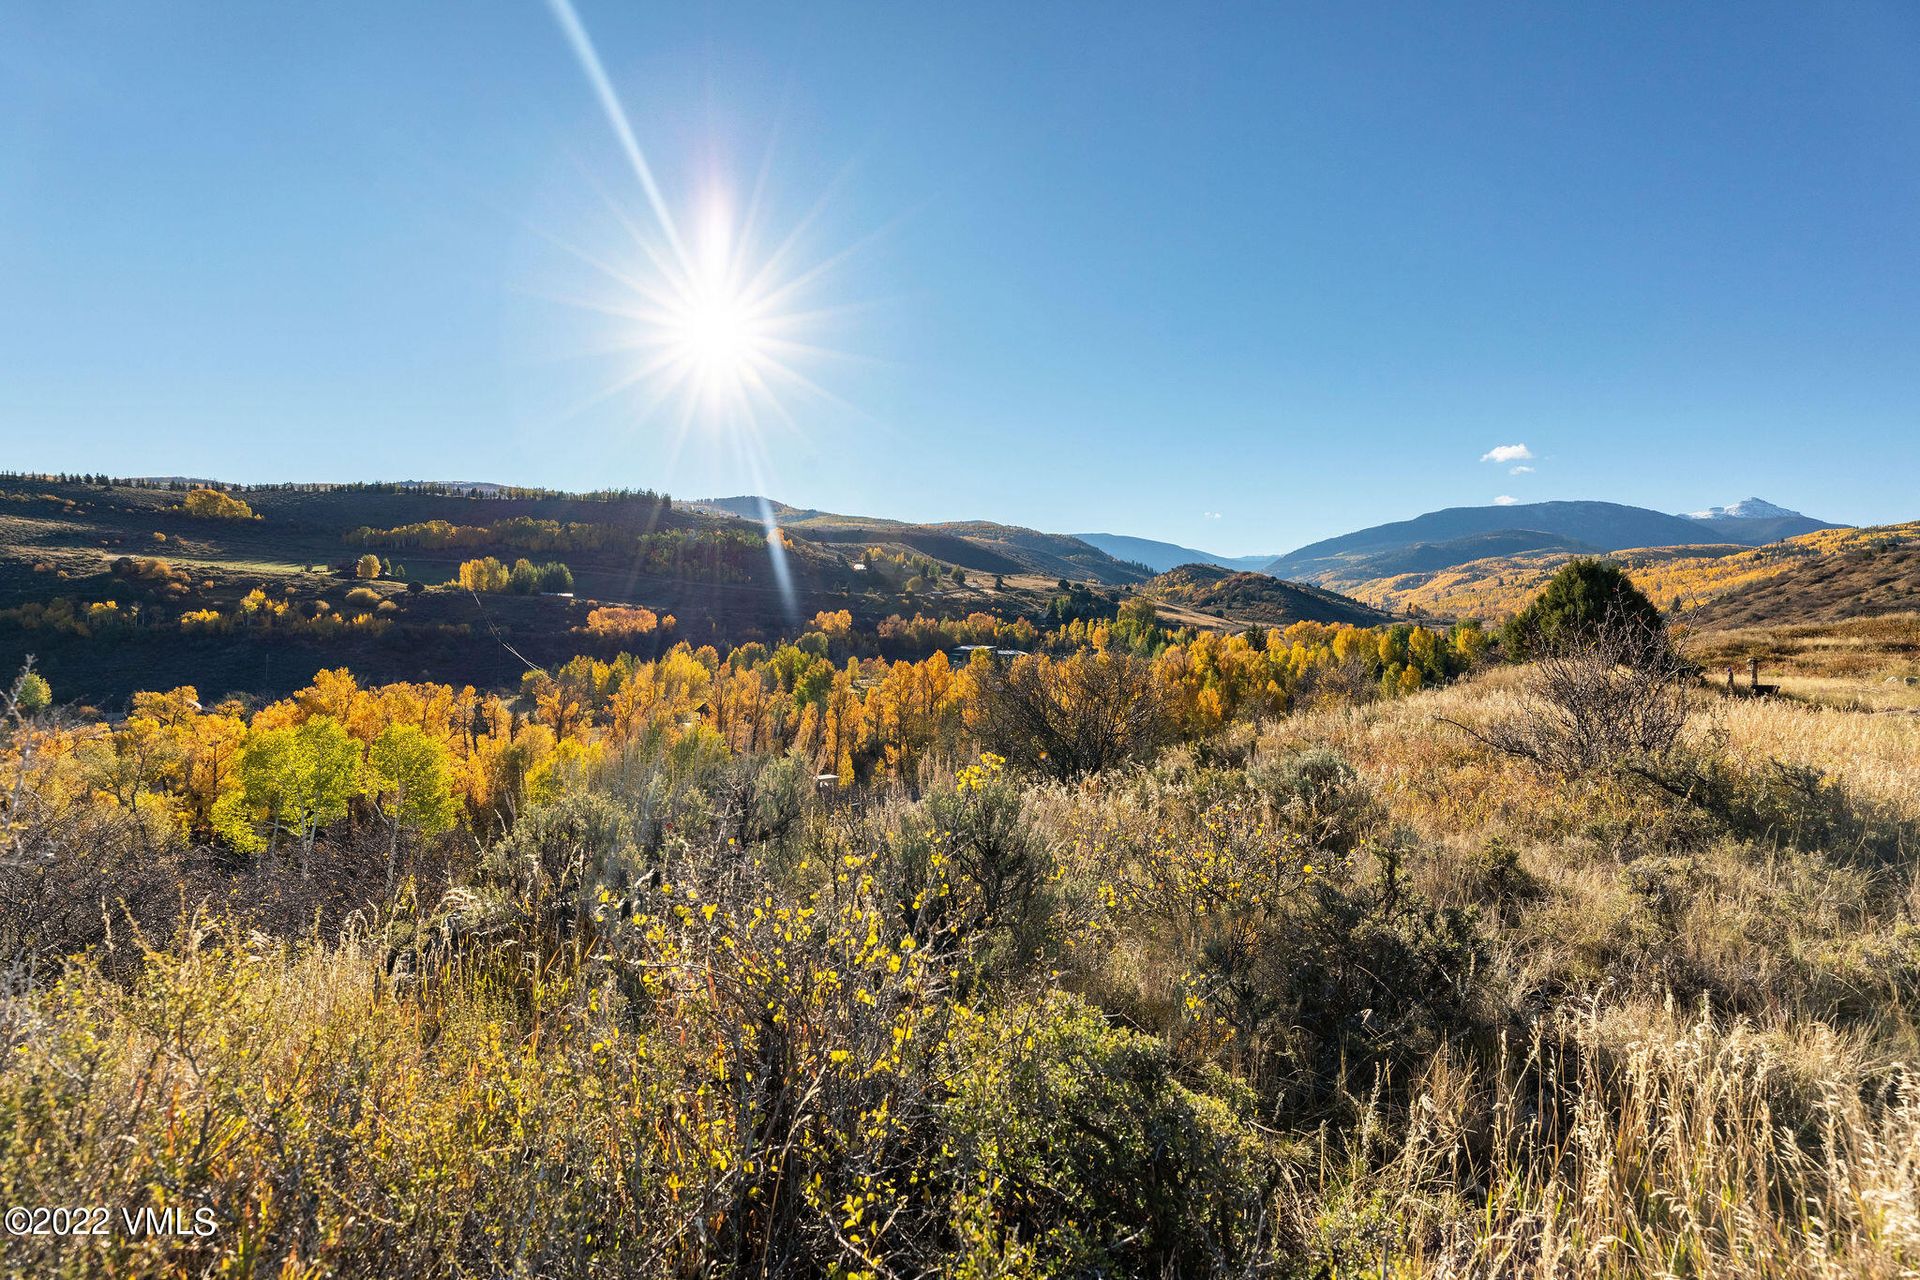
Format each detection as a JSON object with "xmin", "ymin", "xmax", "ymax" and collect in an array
[
  {"xmin": 1112, "ymin": 595, "xmax": 1161, "ymax": 651},
  {"xmin": 1501, "ymin": 558, "xmax": 1662, "ymax": 659},
  {"xmin": 212, "ymin": 716, "xmax": 362, "ymax": 854},
  {"xmin": 12, "ymin": 670, "xmax": 50, "ymax": 715},
  {"xmin": 365, "ymin": 723, "xmax": 458, "ymax": 884}
]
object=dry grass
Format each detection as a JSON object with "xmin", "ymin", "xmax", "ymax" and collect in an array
[{"xmin": 1318, "ymin": 1001, "xmax": 1920, "ymax": 1278}]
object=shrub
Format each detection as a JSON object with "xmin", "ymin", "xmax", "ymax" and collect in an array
[
  {"xmin": 943, "ymin": 992, "xmax": 1277, "ymax": 1275},
  {"xmin": 1453, "ymin": 614, "xmax": 1690, "ymax": 779},
  {"xmin": 975, "ymin": 649, "xmax": 1170, "ymax": 781},
  {"xmin": 891, "ymin": 754, "xmax": 1052, "ymax": 978},
  {"xmin": 582, "ymin": 606, "xmax": 660, "ymax": 639}
]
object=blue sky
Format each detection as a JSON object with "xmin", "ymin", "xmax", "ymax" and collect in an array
[{"xmin": 3, "ymin": 3, "xmax": 1917, "ymax": 554}]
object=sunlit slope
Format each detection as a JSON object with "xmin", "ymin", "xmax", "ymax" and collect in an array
[{"xmin": 1342, "ymin": 522, "xmax": 1920, "ymax": 622}]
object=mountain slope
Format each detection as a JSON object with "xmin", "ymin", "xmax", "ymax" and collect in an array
[
  {"xmin": 1681, "ymin": 498, "xmax": 1835, "ymax": 545},
  {"xmin": 1075, "ymin": 532, "xmax": 1277, "ymax": 575},
  {"xmin": 1319, "ymin": 530, "xmax": 1605, "ymax": 582},
  {"xmin": 1269, "ymin": 501, "xmax": 1779, "ymax": 585},
  {"xmin": 1687, "ymin": 533, "xmax": 1920, "ymax": 629}
]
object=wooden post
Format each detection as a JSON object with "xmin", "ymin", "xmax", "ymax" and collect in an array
[
  {"xmin": 1726, "ymin": 666, "xmax": 1736, "ymax": 693},
  {"xmin": 1749, "ymin": 657, "xmax": 1760, "ymax": 691}
]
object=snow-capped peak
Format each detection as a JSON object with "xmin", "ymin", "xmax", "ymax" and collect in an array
[{"xmin": 1684, "ymin": 497, "xmax": 1803, "ymax": 521}]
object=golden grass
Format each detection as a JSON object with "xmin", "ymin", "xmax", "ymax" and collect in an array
[
  {"xmin": 1707, "ymin": 694, "xmax": 1920, "ymax": 824},
  {"xmin": 1327, "ymin": 1001, "xmax": 1920, "ymax": 1278}
]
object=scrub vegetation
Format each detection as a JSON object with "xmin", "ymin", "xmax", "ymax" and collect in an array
[{"xmin": 4, "ymin": 547, "xmax": 1920, "ymax": 1278}]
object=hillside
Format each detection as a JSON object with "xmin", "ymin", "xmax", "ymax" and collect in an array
[
  {"xmin": 1142, "ymin": 562, "xmax": 1388, "ymax": 626},
  {"xmin": 1343, "ymin": 521, "xmax": 1920, "ymax": 625},
  {"xmin": 694, "ymin": 496, "xmax": 1151, "ymax": 585},
  {"xmin": 0, "ymin": 477, "xmax": 1145, "ymax": 705},
  {"xmin": 1690, "ymin": 545, "xmax": 1920, "ymax": 629},
  {"xmin": 1310, "ymin": 529, "xmax": 1604, "ymax": 584}
]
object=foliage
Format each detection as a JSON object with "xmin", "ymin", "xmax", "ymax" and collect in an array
[
  {"xmin": 12, "ymin": 670, "xmax": 50, "ymax": 714},
  {"xmin": 1500, "ymin": 557, "xmax": 1664, "ymax": 658},
  {"xmin": 180, "ymin": 486, "xmax": 256, "ymax": 519},
  {"xmin": 365, "ymin": 722, "xmax": 458, "ymax": 840},
  {"xmin": 210, "ymin": 715, "xmax": 364, "ymax": 853}
]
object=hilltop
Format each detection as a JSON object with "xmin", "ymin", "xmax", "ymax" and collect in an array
[{"xmin": 1681, "ymin": 496, "xmax": 1834, "ymax": 544}]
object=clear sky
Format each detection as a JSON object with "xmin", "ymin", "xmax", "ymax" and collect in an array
[{"xmin": 3, "ymin": 3, "xmax": 1917, "ymax": 555}]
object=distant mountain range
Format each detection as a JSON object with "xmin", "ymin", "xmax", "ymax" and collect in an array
[
  {"xmin": 1073, "ymin": 533, "xmax": 1279, "ymax": 575},
  {"xmin": 691, "ymin": 492, "xmax": 1841, "ymax": 602},
  {"xmin": 1078, "ymin": 498, "xmax": 1835, "ymax": 585},
  {"xmin": 1263, "ymin": 499, "xmax": 1836, "ymax": 586}
]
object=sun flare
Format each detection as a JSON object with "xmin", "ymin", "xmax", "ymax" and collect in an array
[{"xmin": 649, "ymin": 208, "xmax": 782, "ymax": 412}]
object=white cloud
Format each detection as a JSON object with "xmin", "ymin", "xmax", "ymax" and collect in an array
[
  {"xmin": 1481, "ymin": 444, "xmax": 1533, "ymax": 464},
  {"xmin": 1493, "ymin": 495, "xmax": 1519, "ymax": 506},
  {"xmin": 1202, "ymin": 511, "xmax": 1222, "ymax": 520},
  {"xmin": 1509, "ymin": 464, "xmax": 1535, "ymax": 475}
]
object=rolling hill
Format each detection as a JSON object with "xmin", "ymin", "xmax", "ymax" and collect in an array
[
  {"xmin": 693, "ymin": 496, "xmax": 1152, "ymax": 585},
  {"xmin": 1142, "ymin": 563, "xmax": 1388, "ymax": 627},
  {"xmin": 0, "ymin": 478, "xmax": 1151, "ymax": 705}
]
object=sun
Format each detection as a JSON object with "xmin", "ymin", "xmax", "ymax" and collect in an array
[
  {"xmin": 540, "ymin": 0, "xmax": 861, "ymax": 621},
  {"xmin": 539, "ymin": 0, "xmax": 857, "ymax": 446},
  {"xmin": 659, "ymin": 215, "xmax": 776, "ymax": 408},
  {"xmin": 678, "ymin": 292, "xmax": 759, "ymax": 380}
]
